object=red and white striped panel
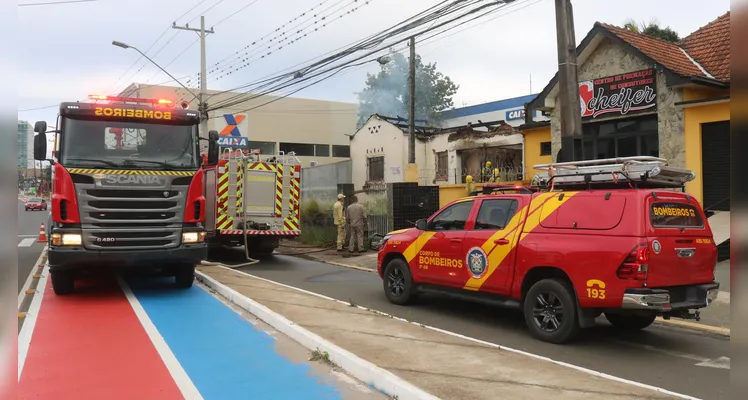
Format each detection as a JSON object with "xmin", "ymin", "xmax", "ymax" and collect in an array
[{"xmin": 219, "ymin": 230, "xmax": 301, "ymax": 236}]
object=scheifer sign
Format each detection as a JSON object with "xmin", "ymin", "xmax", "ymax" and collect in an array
[{"xmin": 579, "ymin": 68, "xmax": 657, "ymax": 119}]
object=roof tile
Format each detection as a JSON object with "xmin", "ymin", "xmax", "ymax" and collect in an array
[
  {"xmin": 679, "ymin": 12, "xmax": 730, "ymax": 81},
  {"xmin": 596, "ymin": 22, "xmax": 705, "ymax": 78}
]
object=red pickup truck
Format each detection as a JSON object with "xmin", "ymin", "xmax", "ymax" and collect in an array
[
  {"xmin": 25, "ymin": 198, "xmax": 47, "ymax": 212},
  {"xmin": 376, "ymin": 157, "xmax": 720, "ymax": 343}
]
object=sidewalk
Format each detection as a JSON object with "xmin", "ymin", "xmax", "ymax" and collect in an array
[
  {"xmin": 277, "ymin": 242, "xmax": 730, "ymax": 336},
  {"xmin": 198, "ymin": 265, "xmax": 686, "ymax": 400}
]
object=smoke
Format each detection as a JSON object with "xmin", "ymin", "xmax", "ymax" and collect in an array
[{"xmin": 356, "ymin": 52, "xmax": 411, "ymax": 126}]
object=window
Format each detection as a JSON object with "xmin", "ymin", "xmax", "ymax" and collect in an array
[
  {"xmin": 474, "ymin": 199, "xmax": 518, "ymax": 230},
  {"xmin": 367, "ymin": 156, "xmax": 385, "ymax": 181},
  {"xmin": 332, "ymin": 145, "xmax": 350, "ymax": 158},
  {"xmin": 279, "ymin": 142, "xmax": 315, "ymax": 156},
  {"xmin": 580, "ymin": 115, "xmax": 658, "ymax": 160},
  {"xmin": 315, "ymin": 144, "xmax": 330, "ymax": 157},
  {"xmin": 248, "ymin": 141, "xmax": 276, "ymax": 155},
  {"xmin": 429, "ymin": 201, "xmax": 474, "ymax": 231},
  {"xmin": 650, "ymin": 202, "xmax": 704, "ymax": 228},
  {"xmin": 435, "ymin": 151, "xmax": 448, "ymax": 180},
  {"xmin": 540, "ymin": 142, "xmax": 552, "ymax": 156}
]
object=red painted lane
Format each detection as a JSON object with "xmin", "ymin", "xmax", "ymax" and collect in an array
[{"xmin": 19, "ymin": 274, "xmax": 184, "ymax": 400}]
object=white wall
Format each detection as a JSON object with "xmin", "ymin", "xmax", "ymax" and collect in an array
[{"xmin": 350, "ymin": 116, "xmax": 407, "ymax": 190}]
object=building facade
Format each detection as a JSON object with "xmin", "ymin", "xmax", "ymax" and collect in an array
[
  {"xmin": 120, "ymin": 83, "xmax": 358, "ymax": 168},
  {"xmin": 523, "ymin": 12, "xmax": 730, "ymax": 212},
  {"xmin": 350, "ymin": 114, "xmax": 524, "ymax": 191},
  {"xmin": 18, "ymin": 120, "xmax": 33, "ymax": 170},
  {"xmin": 441, "ymin": 94, "xmax": 548, "ymax": 128}
]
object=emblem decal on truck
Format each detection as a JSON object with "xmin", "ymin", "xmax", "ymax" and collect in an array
[
  {"xmin": 104, "ymin": 175, "xmax": 163, "ymax": 185},
  {"xmin": 465, "ymin": 247, "xmax": 488, "ymax": 279}
]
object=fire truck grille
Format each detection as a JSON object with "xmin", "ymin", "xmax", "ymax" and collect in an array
[{"xmin": 77, "ymin": 185, "xmax": 187, "ymax": 250}]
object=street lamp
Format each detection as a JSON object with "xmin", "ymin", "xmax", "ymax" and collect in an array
[{"xmin": 111, "ymin": 40, "xmax": 194, "ymax": 96}]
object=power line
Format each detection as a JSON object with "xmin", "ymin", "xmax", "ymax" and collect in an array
[
  {"xmin": 209, "ymin": 0, "xmax": 535, "ymax": 113},
  {"xmin": 207, "ymin": 0, "xmax": 490, "ymax": 110}
]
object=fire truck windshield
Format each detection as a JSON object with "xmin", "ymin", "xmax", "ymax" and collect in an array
[{"xmin": 59, "ymin": 118, "xmax": 199, "ymax": 170}]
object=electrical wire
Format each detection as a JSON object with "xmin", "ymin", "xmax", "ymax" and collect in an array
[
  {"xmin": 107, "ymin": 0, "xmax": 213, "ymax": 95},
  {"xmin": 207, "ymin": 0, "xmax": 502, "ymax": 111},
  {"xmin": 205, "ymin": 0, "xmax": 473, "ymax": 109},
  {"xmin": 208, "ymin": 0, "xmax": 368, "ymax": 82}
]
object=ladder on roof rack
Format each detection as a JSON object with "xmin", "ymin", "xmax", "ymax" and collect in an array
[{"xmin": 531, "ymin": 156, "xmax": 696, "ymax": 190}]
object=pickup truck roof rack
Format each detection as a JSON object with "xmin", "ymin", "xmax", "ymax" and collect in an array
[
  {"xmin": 530, "ymin": 156, "xmax": 696, "ymax": 191},
  {"xmin": 468, "ymin": 184, "xmax": 539, "ymax": 196}
]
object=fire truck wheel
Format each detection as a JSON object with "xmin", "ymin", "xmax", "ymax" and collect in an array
[
  {"xmin": 604, "ymin": 312, "xmax": 657, "ymax": 331},
  {"xmin": 383, "ymin": 258, "xmax": 416, "ymax": 305},
  {"xmin": 51, "ymin": 271, "xmax": 75, "ymax": 295},
  {"xmin": 523, "ymin": 278, "xmax": 580, "ymax": 344},
  {"xmin": 174, "ymin": 264, "xmax": 195, "ymax": 289}
]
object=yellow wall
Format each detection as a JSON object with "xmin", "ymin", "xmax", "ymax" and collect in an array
[
  {"xmin": 523, "ymin": 126, "xmax": 553, "ymax": 177},
  {"xmin": 683, "ymin": 88, "xmax": 730, "ymax": 206}
]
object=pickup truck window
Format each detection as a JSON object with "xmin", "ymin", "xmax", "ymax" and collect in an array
[
  {"xmin": 429, "ymin": 201, "xmax": 473, "ymax": 231},
  {"xmin": 475, "ymin": 199, "xmax": 518, "ymax": 230},
  {"xmin": 650, "ymin": 201, "xmax": 704, "ymax": 228}
]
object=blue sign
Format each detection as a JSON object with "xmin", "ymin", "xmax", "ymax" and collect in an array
[
  {"xmin": 217, "ymin": 136, "xmax": 249, "ymax": 148},
  {"xmin": 505, "ymin": 108, "xmax": 526, "ymax": 121}
]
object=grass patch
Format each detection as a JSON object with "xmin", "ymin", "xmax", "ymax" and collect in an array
[{"xmin": 309, "ymin": 348, "xmax": 336, "ymax": 367}]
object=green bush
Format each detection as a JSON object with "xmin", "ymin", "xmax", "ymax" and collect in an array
[
  {"xmin": 298, "ymin": 198, "xmax": 336, "ymax": 246},
  {"xmin": 298, "ymin": 224, "xmax": 336, "ymax": 246}
]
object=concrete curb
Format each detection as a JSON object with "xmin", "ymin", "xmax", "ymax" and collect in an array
[
  {"xmin": 654, "ymin": 318, "xmax": 730, "ymax": 337},
  {"xmin": 195, "ymin": 270, "xmax": 441, "ymax": 400}
]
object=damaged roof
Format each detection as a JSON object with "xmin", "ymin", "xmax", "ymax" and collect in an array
[{"xmin": 444, "ymin": 121, "xmax": 519, "ymax": 142}]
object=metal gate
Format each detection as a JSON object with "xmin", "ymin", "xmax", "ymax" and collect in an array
[{"xmin": 701, "ymin": 121, "xmax": 730, "ymax": 211}]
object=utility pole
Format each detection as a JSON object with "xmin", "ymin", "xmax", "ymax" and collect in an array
[
  {"xmin": 173, "ymin": 16, "xmax": 215, "ymax": 148},
  {"xmin": 554, "ymin": 0, "xmax": 582, "ymax": 162},
  {"xmin": 408, "ymin": 36, "xmax": 416, "ymax": 164}
]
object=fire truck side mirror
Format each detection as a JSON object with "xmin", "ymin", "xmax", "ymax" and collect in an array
[
  {"xmin": 33, "ymin": 132, "xmax": 47, "ymax": 161},
  {"xmin": 34, "ymin": 121, "xmax": 47, "ymax": 134},
  {"xmin": 207, "ymin": 130, "xmax": 219, "ymax": 165}
]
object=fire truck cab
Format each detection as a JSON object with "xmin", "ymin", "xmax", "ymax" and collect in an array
[
  {"xmin": 33, "ymin": 95, "xmax": 219, "ymax": 295},
  {"xmin": 377, "ymin": 157, "xmax": 720, "ymax": 343}
]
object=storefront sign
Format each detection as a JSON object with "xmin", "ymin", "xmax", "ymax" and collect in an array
[
  {"xmin": 217, "ymin": 136, "xmax": 249, "ymax": 148},
  {"xmin": 505, "ymin": 109, "xmax": 537, "ymax": 121},
  {"xmin": 579, "ymin": 69, "xmax": 657, "ymax": 119}
]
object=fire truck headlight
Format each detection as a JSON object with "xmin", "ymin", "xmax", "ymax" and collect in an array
[
  {"xmin": 52, "ymin": 233, "xmax": 82, "ymax": 246},
  {"xmin": 182, "ymin": 231, "xmax": 206, "ymax": 244}
]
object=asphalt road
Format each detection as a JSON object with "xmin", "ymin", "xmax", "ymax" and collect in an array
[
  {"xmin": 211, "ymin": 247, "xmax": 731, "ymax": 400},
  {"xmin": 18, "ymin": 199, "xmax": 49, "ymax": 293}
]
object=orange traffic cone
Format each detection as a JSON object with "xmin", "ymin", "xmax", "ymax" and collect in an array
[{"xmin": 37, "ymin": 223, "xmax": 47, "ymax": 243}]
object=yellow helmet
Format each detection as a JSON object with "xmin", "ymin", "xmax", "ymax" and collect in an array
[
  {"xmin": 465, "ymin": 175, "xmax": 474, "ymax": 183},
  {"xmin": 493, "ymin": 168, "xmax": 499, "ymax": 175},
  {"xmin": 485, "ymin": 161, "xmax": 492, "ymax": 167}
]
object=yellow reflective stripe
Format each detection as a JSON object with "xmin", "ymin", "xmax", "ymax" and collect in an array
[{"xmin": 403, "ymin": 232, "xmax": 437, "ymax": 262}]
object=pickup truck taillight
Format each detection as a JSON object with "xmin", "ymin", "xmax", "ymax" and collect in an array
[{"xmin": 617, "ymin": 243, "xmax": 649, "ymax": 280}]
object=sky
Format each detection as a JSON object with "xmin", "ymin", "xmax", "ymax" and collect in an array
[{"xmin": 17, "ymin": 0, "xmax": 730, "ymax": 127}]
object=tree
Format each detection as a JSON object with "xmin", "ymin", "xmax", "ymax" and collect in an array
[
  {"xmin": 623, "ymin": 18, "xmax": 680, "ymax": 42},
  {"xmin": 355, "ymin": 52, "xmax": 459, "ymax": 127}
]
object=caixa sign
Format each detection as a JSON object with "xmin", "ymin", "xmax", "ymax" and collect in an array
[
  {"xmin": 217, "ymin": 136, "xmax": 249, "ymax": 148},
  {"xmin": 505, "ymin": 109, "xmax": 526, "ymax": 121}
]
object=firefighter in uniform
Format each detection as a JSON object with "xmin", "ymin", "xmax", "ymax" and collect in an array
[
  {"xmin": 333, "ymin": 194, "xmax": 346, "ymax": 251},
  {"xmin": 480, "ymin": 161, "xmax": 492, "ymax": 183}
]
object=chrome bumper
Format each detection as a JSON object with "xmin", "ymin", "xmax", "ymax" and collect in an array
[{"xmin": 621, "ymin": 283, "xmax": 720, "ymax": 312}]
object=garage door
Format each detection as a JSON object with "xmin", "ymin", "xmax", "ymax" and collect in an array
[{"xmin": 701, "ymin": 121, "xmax": 730, "ymax": 211}]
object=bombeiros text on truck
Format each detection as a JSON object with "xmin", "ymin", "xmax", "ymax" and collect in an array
[
  {"xmin": 376, "ymin": 156, "xmax": 720, "ymax": 344},
  {"xmin": 32, "ymin": 94, "xmax": 220, "ymax": 295}
]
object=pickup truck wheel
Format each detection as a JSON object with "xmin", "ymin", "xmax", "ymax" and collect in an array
[
  {"xmin": 51, "ymin": 271, "xmax": 75, "ymax": 295},
  {"xmin": 604, "ymin": 313, "xmax": 656, "ymax": 330},
  {"xmin": 174, "ymin": 264, "xmax": 195, "ymax": 288},
  {"xmin": 383, "ymin": 259, "xmax": 415, "ymax": 305},
  {"xmin": 524, "ymin": 278, "xmax": 580, "ymax": 344}
]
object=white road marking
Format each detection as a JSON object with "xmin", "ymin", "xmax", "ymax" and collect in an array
[
  {"xmin": 18, "ymin": 247, "xmax": 46, "ymax": 308},
  {"xmin": 206, "ymin": 265, "xmax": 704, "ymax": 400},
  {"xmin": 612, "ymin": 340, "xmax": 729, "ymax": 369},
  {"xmin": 18, "ymin": 238, "xmax": 36, "ymax": 247},
  {"xmin": 18, "ymin": 254, "xmax": 49, "ymax": 381},
  {"xmin": 116, "ymin": 276, "xmax": 204, "ymax": 400},
  {"xmin": 695, "ymin": 356, "xmax": 730, "ymax": 369}
]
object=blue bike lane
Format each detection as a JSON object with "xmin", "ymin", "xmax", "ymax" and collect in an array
[{"xmin": 19, "ymin": 270, "xmax": 384, "ymax": 400}]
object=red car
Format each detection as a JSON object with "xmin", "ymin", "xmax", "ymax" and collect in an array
[{"xmin": 25, "ymin": 198, "xmax": 47, "ymax": 211}]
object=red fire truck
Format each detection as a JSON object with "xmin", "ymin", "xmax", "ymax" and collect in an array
[
  {"xmin": 202, "ymin": 147, "xmax": 302, "ymax": 256},
  {"xmin": 32, "ymin": 95, "xmax": 219, "ymax": 295}
]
